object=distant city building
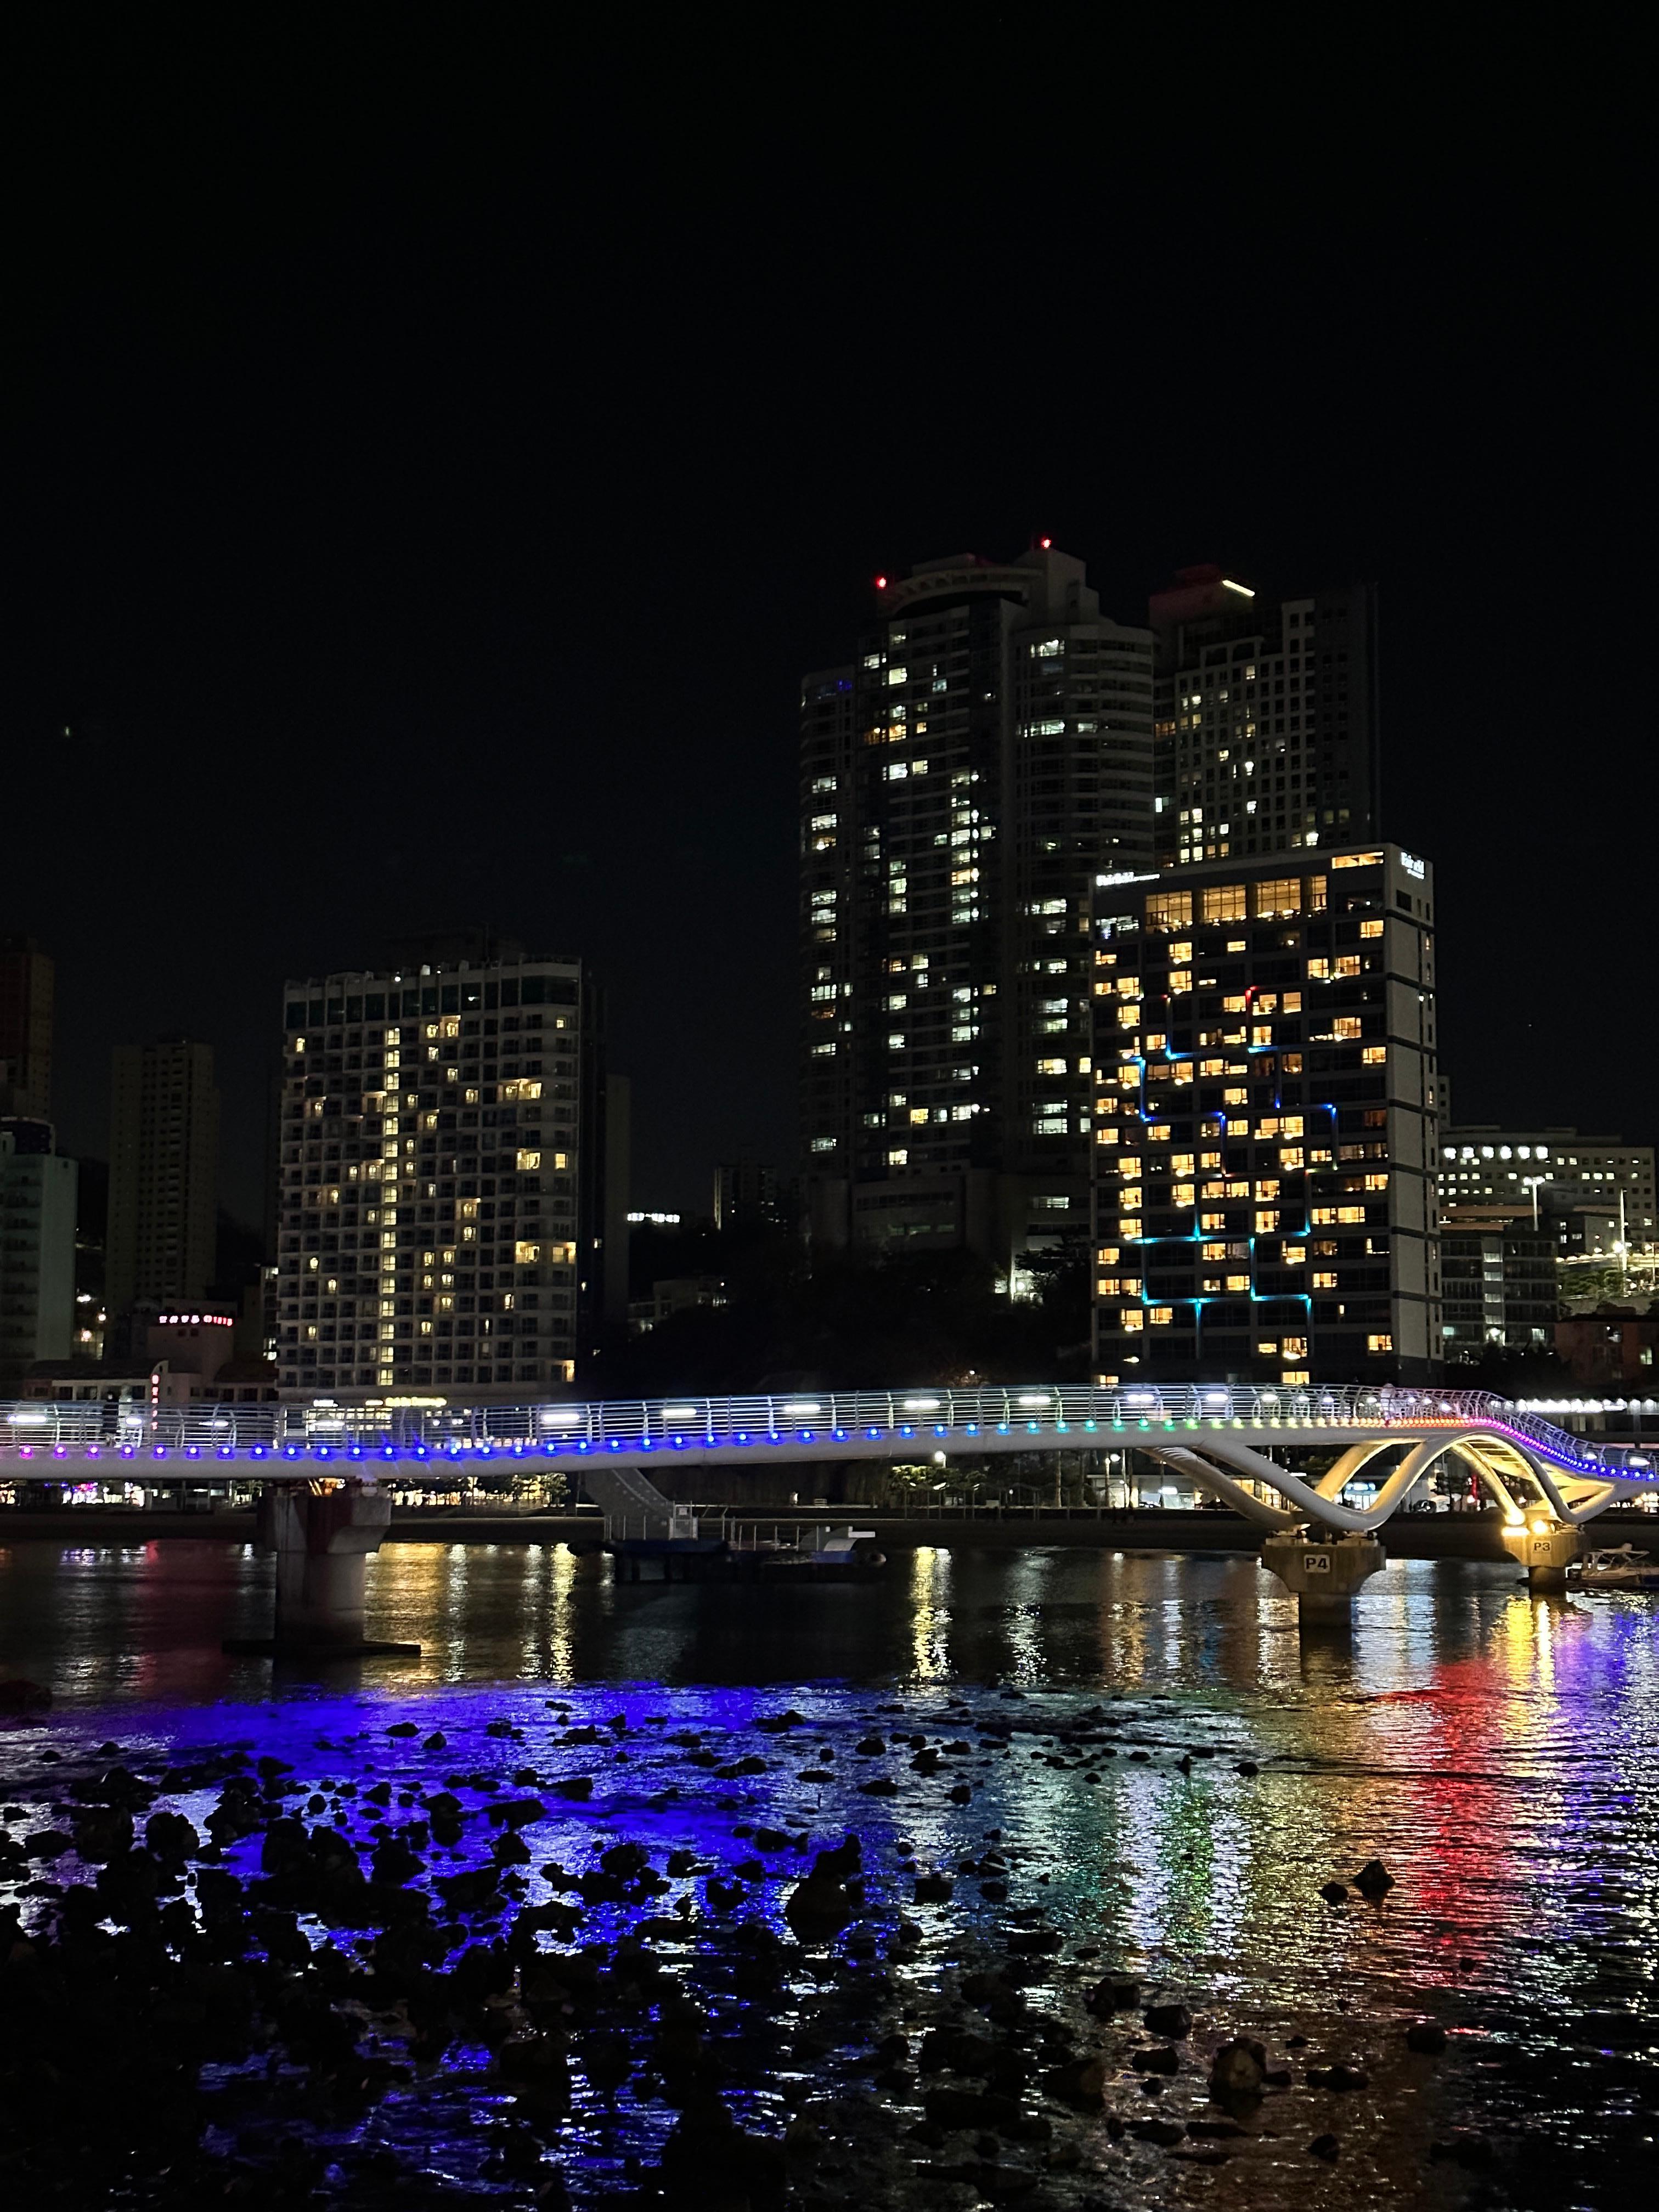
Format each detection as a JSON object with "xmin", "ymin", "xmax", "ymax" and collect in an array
[
  {"xmin": 628, "ymin": 1274, "xmax": 725, "ymax": 1337},
  {"xmin": 1149, "ymin": 568, "xmax": 1380, "ymax": 868},
  {"xmin": 0, "ymin": 935, "xmax": 54, "ymax": 1119},
  {"xmin": 1554, "ymin": 1308, "xmax": 1659, "ymax": 1389},
  {"xmin": 0, "ymin": 1118, "xmax": 77, "ymax": 1375},
  {"xmin": 106, "ymin": 1039, "xmax": 219, "ymax": 1323},
  {"xmin": 1089, "ymin": 843, "xmax": 1440, "ymax": 1385},
  {"xmin": 144, "ymin": 1308, "xmax": 277, "ymax": 1405},
  {"xmin": 714, "ymin": 1160, "xmax": 783, "ymax": 1232},
  {"xmin": 274, "ymin": 952, "xmax": 623, "ymax": 1397},
  {"xmin": 1438, "ymin": 1127, "xmax": 1656, "ymax": 1256},
  {"xmin": 1439, "ymin": 1207, "xmax": 1558, "ymax": 1358},
  {"xmin": 800, "ymin": 544, "xmax": 1155, "ymax": 1278}
]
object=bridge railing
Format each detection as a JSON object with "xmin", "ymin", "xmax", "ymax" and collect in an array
[{"xmin": 1, "ymin": 1384, "xmax": 1652, "ymax": 1481}]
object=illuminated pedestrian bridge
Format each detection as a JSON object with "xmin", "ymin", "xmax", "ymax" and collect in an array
[{"xmin": 3, "ymin": 1385, "xmax": 1652, "ymax": 1641}]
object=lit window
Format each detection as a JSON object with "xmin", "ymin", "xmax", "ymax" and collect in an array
[
  {"xmin": 515, "ymin": 1242, "xmax": 542, "ymax": 1265},
  {"xmin": 1367, "ymin": 1333, "xmax": 1393, "ymax": 1354},
  {"xmin": 516, "ymin": 1149, "xmax": 541, "ymax": 1172}
]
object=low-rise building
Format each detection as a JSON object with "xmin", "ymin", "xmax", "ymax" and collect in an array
[
  {"xmin": 1438, "ymin": 1127, "xmax": 1656, "ymax": 1255},
  {"xmin": 628, "ymin": 1275, "xmax": 725, "ymax": 1336},
  {"xmin": 1555, "ymin": 1308, "xmax": 1659, "ymax": 1389}
]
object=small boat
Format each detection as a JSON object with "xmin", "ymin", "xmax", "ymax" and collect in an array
[{"xmin": 1571, "ymin": 1544, "xmax": 1659, "ymax": 1591}]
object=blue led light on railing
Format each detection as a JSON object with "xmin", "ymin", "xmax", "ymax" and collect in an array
[
  {"xmin": 798, "ymin": 1430, "xmax": 812, "ymax": 1443},
  {"xmin": 933, "ymin": 1424, "xmax": 947, "ymax": 1436},
  {"xmin": 153, "ymin": 1446, "xmax": 167, "ymax": 1458},
  {"xmin": 996, "ymin": 1423, "xmax": 1009, "ymax": 1435},
  {"xmin": 833, "ymin": 1427, "xmax": 848, "ymax": 1441}
]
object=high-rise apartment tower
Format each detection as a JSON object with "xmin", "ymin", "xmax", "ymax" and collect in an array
[
  {"xmin": 274, "ymin": 952, "xmax": 620, "ymax": 1397},
  {"xmin": 800, "ymin": 545, "xmax": 1155, "ymax": 1276},
  {"xmin": 0, "ymin": 936, "xmax": 54, "ymax": 1120},
  {"xmin": 106, "ymin": 1039, "xmax": 220, "ymax": 1319},
  {"xmin": 1151, "ymin": 568, "xmax": 1379, "ymax": 868},
  {"xmin": 1090, "ymin": 843, "xmax": 1440, "ymax": 1385}
]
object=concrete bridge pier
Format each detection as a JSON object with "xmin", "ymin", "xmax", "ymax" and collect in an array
[
  {"xmin": 1499, "ymin": 1519, "xmax": 1580, "ymax": 1592},
  {"xmin": 229, "ymin": 1481, "xmax": 418, "ymax": 1656},
  {"xmin": 1260, "ymin": 1530, "xmax": 1386, "ymax": 1622}
]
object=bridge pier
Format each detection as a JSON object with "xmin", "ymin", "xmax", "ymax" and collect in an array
[
  {"xmin": 1499, "ymin": 1519, "xmax": 1580, "ymax": 1591},
  {"xmin": 228, "ymin": 1481, "xmax": 418, "ymax": 1656},
  {"xmin": 1260, "ymin": 1530, "xmax": 1386, "ymax": 1622}
]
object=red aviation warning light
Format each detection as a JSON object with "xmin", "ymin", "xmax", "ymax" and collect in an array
[{"xmin": 874, "ymin": 574, "xmax": 888, "ymax": 590}]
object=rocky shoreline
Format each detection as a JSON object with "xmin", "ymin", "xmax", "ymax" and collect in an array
[{"xmin": 0, "ymin": 1685, "xmax": 1489, "ymax": 2208}]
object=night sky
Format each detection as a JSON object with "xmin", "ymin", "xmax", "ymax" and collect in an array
[{"xmin": 4, "ymin": 29, "xmax": 1647, "ymax": 1226}]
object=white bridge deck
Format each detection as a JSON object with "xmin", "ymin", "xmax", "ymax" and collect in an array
[{"xmin": 3, "ymin": 1385, "xmax": 1655, "ymax": 1536}]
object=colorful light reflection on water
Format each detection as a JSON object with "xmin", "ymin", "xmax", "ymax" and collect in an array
[{"xmin": 1, "ymin": 1539, "xmax": 1656, "ymax": 2205}]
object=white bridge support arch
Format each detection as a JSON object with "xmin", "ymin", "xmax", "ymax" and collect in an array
[{"xmin": 1141, "ymin": 1425, "xmax": 1628, "ymax": 1602}]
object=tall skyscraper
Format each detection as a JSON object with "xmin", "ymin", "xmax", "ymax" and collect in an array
[
  {"xmin": 1090, "ymin": 843, "xmax": 1440, "ymax": 1385},
  {"xmin": 106, "ymin": 1039, "xmax": 221, "ymax": 1319},
  {"xmin": 274, "ymin": 950, "xmax": 621, "ymax": 1397},
  {"xmin": 800, "ymin": 544, "xmax": 1155, "ymax": 1276},
  {"xmin": 0, "ymin": 935, "xmax": 54, "ymax": 1120},
  {"xmin": 0, "ymin": 1119, "xmax": 77, "ymax": 1377},
  {"xmin": 1150, "ymin": 568, "xmax": 1379, "ymax": 868}
]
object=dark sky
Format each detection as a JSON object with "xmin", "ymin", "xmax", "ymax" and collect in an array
[{"xmin": 3, "ymin": 26, "xmax": 1649, "ymax": 1224}]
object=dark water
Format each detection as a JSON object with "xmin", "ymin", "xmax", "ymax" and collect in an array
[{"xmin": 2, "ymin": 1537, "xmax": 1657, "ymax": 2207}]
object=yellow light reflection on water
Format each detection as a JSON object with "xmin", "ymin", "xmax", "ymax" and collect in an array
[{"xmin": 909, "ymin": 1546, "xmax": 951, "ymax": 1680}]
